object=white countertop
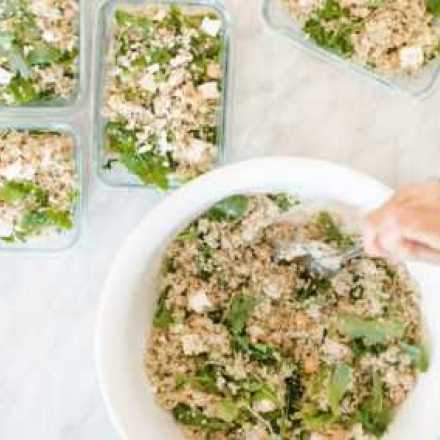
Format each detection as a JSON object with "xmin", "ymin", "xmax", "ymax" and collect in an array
[{"xmin": 1, "ymin": 0, "xmax": 439, "ymax": 439}]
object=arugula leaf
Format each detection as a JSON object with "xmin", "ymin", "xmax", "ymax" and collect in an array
[
  {"xmin": 269, "ymin": 193, "xmax": 298, "ymax": 212},
  {"xmin": 297, "ymin": 276, "xmax": 331, "ymax": 299},
  {"xmin": 224, "ymin": 294, "xmax": 258, "ymax": 335},
  {"xmin": 172, "ymin": 404, "xmax": 231, "ymax": 431},
  {"xmin": 298, "ymin": 404, "xmax": 335, "ymax": 430},
  {"xmin": 153, "ymin": 289, "xmax": 174, "ymax": 329},
  {"xmin": 193, "ymin": 364, "xmax": 222, "ymax": 394},
  {"xmin": 315, "ymin": 211, "xmax": 354, "ymax": 248},
  {"xmin": 27, "ymin": 43, "xmax": 62, "ymax": 66},
  {"xmin": 233, "ymin": 335, "xmax": 281, "ymax": 365},
  {"xmin": 338, "ymin": 315, "xmax": 405, "ymax": 345},
  {"xmin": 0, "ymin": 181, "xmax": 34, "ymax": 203},
  {"xmin": 215, "ymin": 399, "xmax": 240, "ymax": 423},
  {"xmin": 20, "ymin": 208, "xmax": 73, "ymax": 236},
  {"xmin": 401, "ymin": 342, "xmax": 430, "ymax": 372},
  {"xmin": 115, "ymin": 9, "xmax": 152, "ymax": 28},
  {"xmin": 319, "ymin": 0, "xmax": 349, "ymax": 19},
  {"xmin": 427, "ymin": 0, "xmax": 440, "ymax": 16},
  {"xmin": 119, "ymin": 151, "xmax": 170, "ymax": 190},
  {"xmin": 149, "ymin": 47, "xmax": 173, "ymax": 65},
  {"xmin": 105, "ymin": 122, "xmax": 171, "ymax": 189},
  {"xmin": 285, "ymin": 370, "xmax": 304, "ymax": 418},
  {"xmin": 7, "ymin": 74, "xmax": 38, "ymax": 104},
  {"xmin": 357, "ymin": 373, "xmax": 393, "ymax": 436},
  {"xmin": 207, "ymin": 195, "xmax": 249, "ymax": 222},
  {"xmin": 105, "ymin": 122, "xmax": 136, "ymax": 153},
  {"xmin": 328, "ymin": 364, "xmax": 352, "ymax": 416}
]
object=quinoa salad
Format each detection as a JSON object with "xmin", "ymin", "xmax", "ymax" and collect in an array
[
  {"xmin": 0, "ymin": 0, "xmax": 80, "ymax": 106},
  {"xmin": 146, "ymin": 193, "xmax": 428, "ymax": 440},
  {"xmin": 282, "ymin": 0, "xmax": 440, "ymax": 75},
  {"xmin": 101, "ymin": 5, "xmax": 226, "ymax": 189},
  {"xmin": 0, "ymin": 129, "xmax": 79, "ymax": 244}
]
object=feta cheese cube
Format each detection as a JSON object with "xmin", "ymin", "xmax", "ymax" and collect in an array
[
  {"xmin": 198, "ymin": 82, "xmax": 220, "ymax": 100},
  {"xmin": 138, "ymin": 73, "xmax": 157, "ymax": 93},
  {"xmin": 182, "ymin": 334, "xmax": 206, "ymax": 355},
  {"xmin": 0, "ymin": 67, "xmax": 13, "ymax": 86},
  {"xmin": 399, "ymin": 46, "xmax": 424, "ymax": 69},
  {"xmin": 252, "ymin": 399, "xmax": 277, "ymax": 413},
  {"xmin": 188, "ymin": 289, "xmax": 212, "ymax": 313},
  {"xmin": 201, "ymin": 18, "xmax": 222, "ymax": 37}
]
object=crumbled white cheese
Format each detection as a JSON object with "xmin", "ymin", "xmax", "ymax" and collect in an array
[
  {"xmin": 170, "ymin": 54, "xmax": 192, "ymax": 68},
  {"xmin": 147, "ymin": 63, "xmax": 160, "ymax": 74},
  {"xmin": 188, "ymin": 289, "xmax": 212, "ymax": 313},
  {"xmin": 157, "ymin": 132, "xmax": 173, "ymax": 155},
  {"xmin": 322, "ymin": 339, "xmax": 350, "ymax": 362},
  {"xmin": 201, "ymin": 18, "xmax": 222, "ymax": 37},
  {"xmin": 198, "ymin": 82, "xmax": 220, "ymax": 100},
  {"xmin": 262, "ymin": 278, "xmax": 282, "ymax": 299},
  {"xmin": 138, "ymin": 73, "xmax": 157, "ymax": 93},
  {"xmin": 181, "ymin": 334, "xmax": 206, "ymax": 355},
  {"xmin": 0, "ymin": 161, "xmax": 35, "ymax": 180},
  {"xmin": 400, "ymin": 46, "xmax": 424, "ymax": 69},
  {"xmin": 42, "ymin": 30, "xmax": 57, "ymax": 43},
  {"xmin": 252, "ymin": 399, "xmax": 277, "ymax": 413},
  {"xmin": 176, "ymin": 139, "xmax": 209, "ymax": 164},
  {"xmin": 0, "ymin": 67, "xmax": 13, "ymax": 86}
]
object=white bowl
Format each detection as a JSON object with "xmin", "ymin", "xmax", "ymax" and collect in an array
[{"xmin": 96, "ymin": 157, "xmax": 440, "ymax": 440}]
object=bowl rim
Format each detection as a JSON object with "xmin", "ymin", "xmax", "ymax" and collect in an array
[{"xmin": 97, "ymin": 156, "xmax": 440, "ymax": 440}]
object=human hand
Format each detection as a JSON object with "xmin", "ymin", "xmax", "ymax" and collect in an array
[{"xmin": 363, "ymin": 182, "xmax": 440, "ymax": 264}]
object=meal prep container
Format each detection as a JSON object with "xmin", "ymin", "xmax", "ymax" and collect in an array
[
  {"xmin": 0, "ymin": 0, "xmax": 87, "ymax": 114},
  {"xmin": 95, "ymin": 157, "xmax": 440, "ymax": 440},
  {"xmin": 262, "ymin": 0, "xmax": 440, "ymax": 99},
  {"xmin": 93, "ymin": 0, "xmax": 232, "ymax": 189},
  {"xmin": 0, "ymin": 122, "xmax": 84, "ymax": 253}
]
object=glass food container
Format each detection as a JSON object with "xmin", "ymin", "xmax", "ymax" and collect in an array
[
  {"xmin": 0, "ymin": 123, "xmax": 84, "ymax": 253},
  {"xmin": 0, "ymin": 0, "xmax": 87, "ymax": 113},
  {"xmin": 262, "ymin": 0, "xmax": 440, "ymax": 99},
  {"xmin": 93, "ymin": 0, "xmax": 232, "ymax": 190}
]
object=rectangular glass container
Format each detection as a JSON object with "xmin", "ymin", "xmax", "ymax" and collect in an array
[
  {"xmin": 262, "ymin": 0, "xmax": 440, "ymax": 99},
  {"xmin": 93, "ymin": 0, "xmax": 232, "ymax": 189},
  {"xmin": 0, "ymin": 123, "xmax": 83, "ymax": 253},
  {"xmin": 0, "ymin": 0, "xmax": 87, "ymax": 113}
]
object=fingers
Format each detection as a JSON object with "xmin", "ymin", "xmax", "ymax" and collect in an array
[
  {"xmin": 362, "ymin": 182, "xmax": 440, "ymax": 263},
  {"xmin": 396, "ymin": 239, "xmax": 440, "ymax": 265}
]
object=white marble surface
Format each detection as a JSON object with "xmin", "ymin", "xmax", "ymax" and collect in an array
[{"xmin": 1, "ymin": 0, "xmax": 440, "ymax": 439}]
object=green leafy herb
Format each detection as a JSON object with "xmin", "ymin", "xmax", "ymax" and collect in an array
[
  {"xmin": 193, "ymin": 364, "xmax": 222, "ymax": 394},
  {"xmin": 215, "ymin": 399, "xmax": 240, "ymax": 423},
  {"xmin": 7, "ymin": 74, "xmax": 38, "ymax": 104},
  {"xmin": 315, "ymin": 211, "xmax": 354, "ymax": 248},
  {"xmin": 0, "ymin": 180, "xmax": 46, "ymax": 204},
  {"xmin": 304, "ymin": 0, "xmax": 362, "ymax": 57},
  {"xmin": 338, "ymin": 315, "xmax": 405, "ymax": 345},
  {"xmin": 153, "ymin": 289, "xmax": 174, "ymax": 329},
  {"xmin": 20, "ymin": 208, "xmax": 73, "ymax": 237},
  {"xmin": 427, "ymin": 0, "xmax": 440, "ymax": 16},
  {"xmin": 297, "ymin": 276, "xmax": 331, "ymax": 299},
  {"xmin": 115, "ymin": 9, "xmax": 152, "ymax": 28},
  {"xmin": 224, "ymin": 294, "xmax": 258, "ymax": 335},
  {"xmin": 207, "ymin": 195, "xmax": 249, "ymax": 222},
  {"xmin": 172, "ymin": 403, "xmax": 231, "ymax": 431},
  {"xmin": 401, "ymin": 342, "xmax": 430, "ymax": 372},
  {"xmin": 357, "ymin": 373, "xmax": 393, "ymax": 436},
  {"xmin": 328, "ymin": 364, "xmax": 352, "ymax": 416},
  {"xmin": 270, "ymin": 193, "xmax": 298, "ymax": 212},
  {"xmin": 27, "ymin": 43, "xmax": 62, "ymax": 66},
  {"xmin": 285, "ymin": 370, "xmax": 304, "ymax": 418}
]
